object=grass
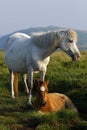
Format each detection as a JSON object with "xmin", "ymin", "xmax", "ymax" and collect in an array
[{"xmin": 0, "ymin": 51, "xmax": 87, "ymax": 130}]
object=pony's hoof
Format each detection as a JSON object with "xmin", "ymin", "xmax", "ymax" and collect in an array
[
  {"xmin": 11, "ymin": 93, "xmax": 15, "ymax": 98},
  {"xmin": 11, "ymin": 96, "xmax": 15, "ymax": 99}
]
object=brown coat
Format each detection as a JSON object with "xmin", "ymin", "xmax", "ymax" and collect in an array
[{"xmin": 35, "ymin": 93, "xmax": 77, "ymax": 113}]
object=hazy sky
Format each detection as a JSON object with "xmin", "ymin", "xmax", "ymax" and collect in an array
[{"xmin": 0, "ymin": 0, "xmax": 87, "ymax": 35}]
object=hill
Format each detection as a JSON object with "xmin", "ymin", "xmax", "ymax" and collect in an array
[{"xmin": 76, "ymin": 30, "xmax": 87, "ymax": 50}]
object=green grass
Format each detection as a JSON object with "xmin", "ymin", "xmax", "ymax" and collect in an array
[{"xmin": 0, "ymin": 51, "xmax": 87, "ymax": 130}]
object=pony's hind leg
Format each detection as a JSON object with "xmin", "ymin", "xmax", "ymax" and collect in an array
[
  {"xmin": 13, "ymin": 72, "xmax": 18, "ymax": 97},
  {"xmin": 10, "ymin": 71, "xmax": 15, "ymax": 98},
  {"xmin": 10, "ymin": 71, "xmax": 18, "ymax": 98}
]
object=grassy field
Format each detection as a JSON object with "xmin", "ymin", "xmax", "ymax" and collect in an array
[{"xmin": 0, "ymin": 51, "xmax": 87, "ymax": 130}]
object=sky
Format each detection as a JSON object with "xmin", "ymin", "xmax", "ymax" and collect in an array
[{"xmin": 0, "ymin": 0, "xmax": 87, "ymax": 35}]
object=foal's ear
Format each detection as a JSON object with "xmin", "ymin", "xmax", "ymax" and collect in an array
[
  {"xmin": 35, "ymin": 79, "xmax": 41, "ymax": 84},
  {"xmin": 45, "ymin": 80, "xmax": 49, "ymax": 85},
  {"xmin": 33, "ymin": 79, "xmax": 41, "ymax": 89}
]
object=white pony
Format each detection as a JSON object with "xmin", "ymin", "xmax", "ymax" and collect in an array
[{"xmin": 0, "ymin": 29, "xmax": 81, "ymax": 106}]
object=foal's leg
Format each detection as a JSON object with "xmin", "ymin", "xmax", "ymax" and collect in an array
[
  {"xmin": 22, "ymin": 74, "xmax": 29, "ymax": 94},
  {"xmin": 27, "ymin": 68, "xmax": 33, "ymax": 106}
]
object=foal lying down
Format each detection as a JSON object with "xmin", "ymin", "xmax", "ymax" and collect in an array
[{"xmin": 34, "ymin": 80, "xmax": 77, "ymax": 113}]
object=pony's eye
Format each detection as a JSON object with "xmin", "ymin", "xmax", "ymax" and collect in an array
[
  {"xmin": 68, "ymin": 39, "xmax": 73, "ymax": 43},
  {"xmin": 40, "ymin": 86, "xmax": 45, "ymax": 92}
]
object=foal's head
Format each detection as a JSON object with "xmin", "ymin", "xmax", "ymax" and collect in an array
[{"xmin": 35, "ymin": 80, "xmax": 49, "ymax": 106}]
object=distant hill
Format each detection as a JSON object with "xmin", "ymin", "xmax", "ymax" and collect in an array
[
  {"xmin": 76, "ymin": 30, "xmax": 87, "ymax": 50},
  {"xmin": 16, "ymin": 26, "xmax": 87, "ymax": 50},
  {"xmin": 0, "ymin": 26, "xmax": 87, "ymax": 50}
]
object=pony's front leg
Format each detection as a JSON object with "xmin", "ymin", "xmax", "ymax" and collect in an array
[
  {"xmin": 27, "ymin": 68, "xmax": 33, "ymax": 106},
  {"xmin": 39, "ymin": 67, "xmax": 47, "ymax": 81},
  {"xmin": 22, "ymin": 74, "xmax": 29, "ymax": 94}
]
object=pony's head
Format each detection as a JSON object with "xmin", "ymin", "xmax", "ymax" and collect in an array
[
  {"xmin": 35, "ymin": 79, "xmax": 48, "ymax": 106},
  {"xmin": 58, "ymin": 29, "xmax": 81, "ymax": 61}
]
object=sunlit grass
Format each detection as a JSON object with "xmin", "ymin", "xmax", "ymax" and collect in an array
[{"xmin": 0, "ymin": 51, "xmax": 87, "ymax": 129}]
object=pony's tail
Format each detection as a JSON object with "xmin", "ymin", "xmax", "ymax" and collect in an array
[{"xmin": 13, "ymin": 72, "xmax": 18, "ymax": 96}]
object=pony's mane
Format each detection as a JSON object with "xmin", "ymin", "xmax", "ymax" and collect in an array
[
  {"xmin": 31, "ymin": 31, "xmax": 58, "ymax": 48},
  {"xmin": 31, "ymin": 29, "xmax": 77, "ymax": 48}
]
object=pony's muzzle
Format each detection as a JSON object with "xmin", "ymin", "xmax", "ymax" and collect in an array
[
  {"xmin": 72, "ymin": 53, "xmax": 81, "ymax": 61},
  {"xmin": 66, "ymin": 49, "xmax": 81, "ymax": 61}
]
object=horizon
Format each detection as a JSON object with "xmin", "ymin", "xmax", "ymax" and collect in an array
[{"xmin": 0, "ymin": 25, "xmax": 87, "ymax": 37}]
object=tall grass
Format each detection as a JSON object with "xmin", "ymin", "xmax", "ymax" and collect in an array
[{"xmin": 0, "ymin": 51, "xmax": 87, "ymax": 129}]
